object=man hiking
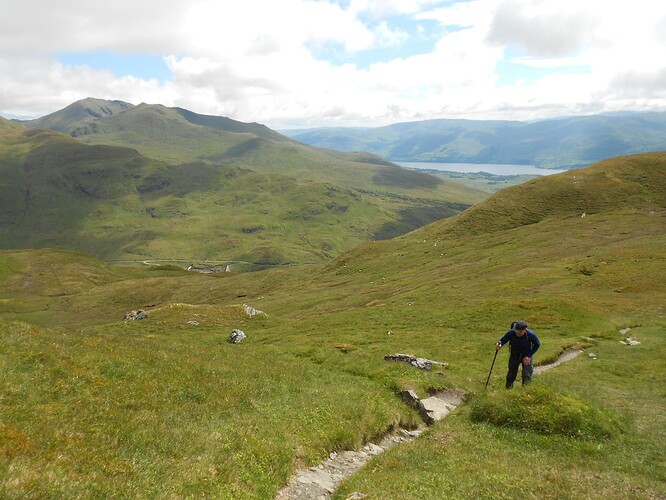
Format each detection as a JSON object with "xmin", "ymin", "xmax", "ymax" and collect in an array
[{"xmin": 495, "ymin": 321, "xmax": 541, "ymax": 388}]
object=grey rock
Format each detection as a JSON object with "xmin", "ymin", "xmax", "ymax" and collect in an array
[
  {"xmin": 243, "ymin": 304, "xmax": 268, "ymax": 318},
  {"xmin": 619, "ymin": 337, "xmax": 641, "ymax": 346},
  {"xmin": 363, "ymin": 443, "xmax": 383, "ymax": 455},
  {"xmin": 384, "ymin": 353, "xmax": 448, "ymax": 370},
  {"xmin": 229, "ymin": 329, "xmax": 246, "ymax": 344},
  {"xmin": 418, "ymin": 397, "xmax": 456, "ymax": 425},
  {"xmin": 124, "ymin": 309, "xmax": 146, "ymax": 321},
  {"xmin": 417, "ymin": 389, "xmax": 465, "ymax": 426}
]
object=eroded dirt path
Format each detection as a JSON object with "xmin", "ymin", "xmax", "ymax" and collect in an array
[
  {"xmin": 275, "ymin": 390, "xmax": 463, "ymax": 500},
  {"xmin": 276, "ymin": 351, "xmax": 582, "ymax": 499},
  {"xmin": 534, "ymin": 349, "xmax": 583, "ymax": 374},
  {"xmin": 274, "ymin": 428, "xmax": 424, "ymax": 500}
]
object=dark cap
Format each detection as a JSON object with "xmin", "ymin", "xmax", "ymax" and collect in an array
[{"xmin": 512, "ymin": 320, "xmax": 528, "ymax": 332}]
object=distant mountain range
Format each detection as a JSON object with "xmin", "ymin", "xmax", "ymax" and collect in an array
[
  {"xmin": 281, "ymin": 112, "xmax": 666, "ymax": 169},
  {"xmin": 1, "ymin": 99, "xmax": 485, "ymax": 265}
]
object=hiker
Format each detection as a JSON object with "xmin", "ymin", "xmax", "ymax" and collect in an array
[{"xmin": 495, "ymin": 321, "xmax": 541, "ymax": 388}]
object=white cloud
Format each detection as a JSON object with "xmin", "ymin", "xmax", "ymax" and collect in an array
[
  {"xmin": 1, "ymin": 0, "xmax": 666, "ymax": 126},
  {"xmin": 487, "ymin": 0, "xmax": 599, "ymax": 57},
  {"xmin": 349, "ymin": 0, "xmax": 445, "ymax": 18}
]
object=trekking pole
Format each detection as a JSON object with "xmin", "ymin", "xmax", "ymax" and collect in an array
[{"xmin": 485, "ymin": 350, "xmax": 499, "ymax": 389}]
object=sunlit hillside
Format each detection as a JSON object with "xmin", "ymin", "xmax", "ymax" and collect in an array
[
  {"xmin": 0, "ymin": 153, "xmax": 664, "ymax": 498},
  {"xmin": 0, "ymin": 112, "xmax": 486, "ymax": 264}
]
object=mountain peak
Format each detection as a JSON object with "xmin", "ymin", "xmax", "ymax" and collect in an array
[{"xmin": 18, "ymin": 98, "xmax": 134, "ymax": 134}]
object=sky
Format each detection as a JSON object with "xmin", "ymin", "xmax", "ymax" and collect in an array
[{"xmin": 1, "ymin": 0, "xmax": 666, "ymax": 129}]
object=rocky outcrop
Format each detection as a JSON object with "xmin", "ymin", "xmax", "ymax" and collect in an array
[
  {"xmin": 620, "ymin": 337, "xmax": 641, "ymax": 346},
  {"xmin": 243, "ymin": 304, "xmax": 268, "ymax": 318},
  {"xmin": 384, "ymin": 353, "xmax": 448, "ymax": 370},
  {"xmin": 618, "ymin": 327, "xmax": 640, "ymax": 345},
  {"xmin": 124, "ymin": 309, "xmax": 146, "ymax": 321}
]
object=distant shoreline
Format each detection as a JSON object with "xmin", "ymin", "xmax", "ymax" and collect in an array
[{"xmin": 396, "ymin": 161, "xmax": 567, "ymax": 176}]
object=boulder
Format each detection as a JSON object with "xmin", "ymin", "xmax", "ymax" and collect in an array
[{"xmin": 229, "ymin": 329, "xmax": 247, "ymax": 344}]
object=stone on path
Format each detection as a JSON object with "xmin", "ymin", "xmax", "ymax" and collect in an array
[
  {"xmin": 418, "ymin": 390, "xmax": 466, "ymax": 426},
  {"xmin": 419, "ymin": 397, "xmax": 456, "ymax": 425}
]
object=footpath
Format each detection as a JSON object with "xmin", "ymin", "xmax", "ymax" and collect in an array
[{"xmin": 276, "ymin": 350, "xmax": 582, "ymax": 500}]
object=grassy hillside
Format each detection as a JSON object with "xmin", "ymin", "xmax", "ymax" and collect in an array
[
  {"xmin": 284, "ymin": 112, "xmax": 666, "ymax": 169},
  {"xmin": 1, "ymin": 116, "xmax": 25, "ymax": 131},
  {"xmin": 15, "ymin": 100, "xmax": 485, "ymax": 200},
  {"xmin": 0, "ymin": 153, "xmax": 664, "ymax": 497},
  {"xmin": 71, "ymin": 103, "xmax": 280, "ymax": 164},
  {"xmin": 18, "ymin": 98, "xmax": 134, "ymax": 134},
  {"xmin": 0, "ymin": 124, "xmax": 485, "ymax": 264}
]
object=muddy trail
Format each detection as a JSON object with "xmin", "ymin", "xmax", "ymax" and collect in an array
[{"xmin": 275, "ymin": 350, "xmax": 583, "ymax": 500}]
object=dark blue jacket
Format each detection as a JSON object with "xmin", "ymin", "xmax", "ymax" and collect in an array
[{"xmin": 498, "ymin": 329, "xmax": 541, "ymax": 358}]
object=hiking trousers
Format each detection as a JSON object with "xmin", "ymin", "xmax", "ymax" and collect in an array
[{"xmin": 506, "ymin": 352, "xmax": 533, "ymax": 388}]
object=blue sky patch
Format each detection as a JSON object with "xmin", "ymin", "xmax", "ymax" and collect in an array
[
  {"xmin": 54, "ymin": 51, "xmax": 171, "ymax": 82},
  {"xmin": 310, "ymin": 17, "xmax": 443, "ymax": 69},
  {"xmin": 496, "ymin": 46, "xmax": 591, "ymax": 86},
  {"xmin": 495, "ymin": 59, "xmax": 553, "ymax": 86}
]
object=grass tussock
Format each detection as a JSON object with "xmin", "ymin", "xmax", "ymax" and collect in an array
[{"xmin": 469, "ymin": 385, "xmax": 624, "ymax": 439}]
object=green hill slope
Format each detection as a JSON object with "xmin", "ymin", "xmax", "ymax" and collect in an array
[
  {"xmin": 17, "ymin": 97, "xmax": 134, "ymax": 134},
  {"xmin": 0, "ymin": 153, "xmax": 664, "ymax": 497},
  {"xmin": 17, "ymin": 100, "xmax": 483, "ymax": 200},
  {"xmin": 0, "ymin": 124, "xmax": 485, "ymax": 263},
  {"xmin": 1, "ymin": 116, "xmax": 25, "ymax": 131},
  {"xmin": 71, "ymin": 103, "xmax": 282, "ymax": 163}
]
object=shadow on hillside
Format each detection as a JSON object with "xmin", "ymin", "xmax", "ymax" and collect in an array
[
  {"xmin": 372, "ymin": 165, "xmax": 442, "ymax": 189},
  {"xmin": 372, "ymin": 203, "xmax": 466, "ymax": 240}
]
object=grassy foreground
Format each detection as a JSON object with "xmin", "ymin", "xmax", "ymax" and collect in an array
[{"xmin": 1, "ymin": 153, "xmax": 665, "ymax": 498}]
